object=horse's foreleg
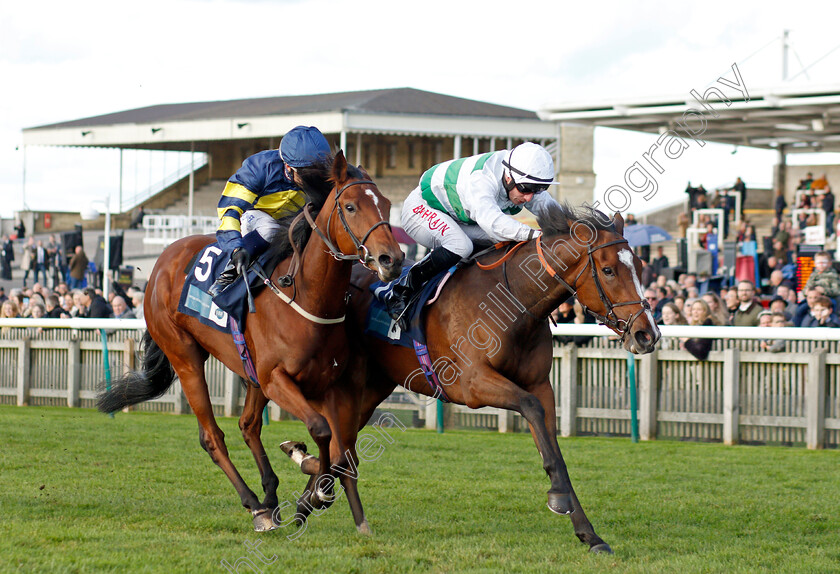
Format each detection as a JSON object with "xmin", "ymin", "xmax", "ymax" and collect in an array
[
  {"xmin": 261, "ymin": 368, "xmax": 333, "ymax": 518},
  {"xmin": 463, "ymin": 371, "xmax": 574, "ymax": 514},
  {"xmin": 529, "ymin": 380, "xmax": 612, "ymax": 554},
  {"xmin": 239, "ymin": 384, "xmax": 280, "ymax": 509}
]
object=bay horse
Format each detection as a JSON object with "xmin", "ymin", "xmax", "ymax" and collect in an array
[
  {"xmin": 278, "ymin": 204, "xmax": 660, "ymax": 552},
  {"xmin": 97, "ymin": 151, "xmax": 404, "ymax": 531}
]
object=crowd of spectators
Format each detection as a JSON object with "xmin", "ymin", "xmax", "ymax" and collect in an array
[{"xmin": 0, "ymin": 280, "xmax": 144, "ymax": 336}]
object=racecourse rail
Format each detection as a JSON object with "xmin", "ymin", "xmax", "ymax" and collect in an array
[{"xmin": 1, "ymin": 318, "xmax": 839, "ymax": 449}]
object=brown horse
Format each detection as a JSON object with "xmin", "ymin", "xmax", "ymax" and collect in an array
[
  {"xmin": 97, "ymin": 151, "xmax": 404, "ymax": 531},
  {"xmin": 279, "ymin": 204, "xmax": 660, "ymax": 552}
]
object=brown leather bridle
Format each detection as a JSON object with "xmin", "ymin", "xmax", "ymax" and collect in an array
[{"xmin": 536, "ymin": 234, "xmax": 651, "ymax": 342}]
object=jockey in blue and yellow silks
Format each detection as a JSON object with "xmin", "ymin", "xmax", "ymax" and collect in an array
[{"xmin": 208, "ymin": 125, "xmax": 332, "ymax": 297}]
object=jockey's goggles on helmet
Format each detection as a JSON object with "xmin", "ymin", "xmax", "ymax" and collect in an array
[
  {"xmin": 516, "ymin": 181, "xmax": 550, "ymax": 195},
  {"xmin": 502, "ymin": 160, "xmax": 551, "ymax": 195}
]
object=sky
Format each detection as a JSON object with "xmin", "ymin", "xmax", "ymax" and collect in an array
[{"xmin": 2, "ymin": 0, "xmax": 840, "ymax": 220}]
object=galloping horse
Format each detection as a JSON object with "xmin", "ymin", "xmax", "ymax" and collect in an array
[
  {"xmin": 279, "ymin": 204, "xmax": 660, "ymax": 552},
  {"xmin": 97, "ymin": 152, "xmax": 403, "ymax": 531}
]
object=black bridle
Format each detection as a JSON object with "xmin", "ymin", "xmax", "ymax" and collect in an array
[
  {"xmin": 536, "ymin": 235, "xmax": 651, "ymax": 342},
  {"xmin": 304, "ymin": 179, "xmax": 392, "ymax": 265}
]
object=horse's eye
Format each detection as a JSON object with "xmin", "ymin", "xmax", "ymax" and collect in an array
[
  {"xmin": 344, "ymin": 203, "xmax": 356, "ymax": 213},
  {"xmin": 603, "ymin": 267, "xmax": 614, "ymax": 276}
]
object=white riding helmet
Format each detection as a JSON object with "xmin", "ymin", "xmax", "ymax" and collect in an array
[{"xmin": 502, "ymin": 142, "xmax": 556, "ymax": 194}]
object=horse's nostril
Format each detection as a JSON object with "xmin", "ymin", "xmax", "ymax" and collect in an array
[
  {"xmin": 378, "ymin": 254, "xmax": 393, "ymax": 269},
  {"xmin": 635, "ymin": 331, "xmax": 652, "ymax": 348}
]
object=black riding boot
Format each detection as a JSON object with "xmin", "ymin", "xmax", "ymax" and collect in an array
[{"xmin": 385, "ymin": 247, "xmax": 461, "ymax": 325}]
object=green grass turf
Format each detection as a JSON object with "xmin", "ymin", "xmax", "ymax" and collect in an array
[{"xmin": 0, "ymin": 405, "xmax": 838, "ymax": 573}]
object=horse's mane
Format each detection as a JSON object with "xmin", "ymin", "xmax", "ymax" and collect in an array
[
  {"xmin": 536, "ymin": 202, "xmax": 616, "ymax": 236},
  {"xmin": 266, "ymin": 157, "xmax": 366, "ymax": 261}
]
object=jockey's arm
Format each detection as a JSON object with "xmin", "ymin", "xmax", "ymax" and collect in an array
[
  {"xmin": 468, "ymin": 174, "xmax": 541, "ymax": 243},
  {"xmin": 215, "ymin": 154, "xmax": 267, "ymax": 253},
  {"xmin": 216, "ymin": 181, "xmax": 259, "ymax": 252}
]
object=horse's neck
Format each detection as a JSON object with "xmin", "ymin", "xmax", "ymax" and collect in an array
[
  {"xmin": 295, "ymin": 219, "xmax": 351, "ymax": 319},
  {"xmin": 504, "ymin": 236, "xmax": 588, "ymax": 321}
]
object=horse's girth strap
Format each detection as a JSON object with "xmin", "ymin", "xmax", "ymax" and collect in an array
[{"xmin": 476, "ymin": 241, "xmax": 528, "ymax": 271}]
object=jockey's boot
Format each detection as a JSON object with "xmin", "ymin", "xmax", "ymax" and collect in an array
[{"xmin": 385, "ymin": 247, "xmax": 461, "ymax": 327}]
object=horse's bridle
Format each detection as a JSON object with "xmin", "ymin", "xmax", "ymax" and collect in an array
[
  {"xmin": 536, "ymin": 234, "xmax": 651, "ymax": 342},
  {"xmin": 303, "ymin": 179, "xmax": 391, "ymax": 266}
]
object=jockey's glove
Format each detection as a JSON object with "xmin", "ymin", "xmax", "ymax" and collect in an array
[{"xmin": 231, "ymin": 248, "xmax": 251, "ymax": 275}]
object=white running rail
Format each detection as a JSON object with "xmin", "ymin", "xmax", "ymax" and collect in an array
[{"xmin": 142, "ymin": 215, "xmax": 218, "ymax": 246}]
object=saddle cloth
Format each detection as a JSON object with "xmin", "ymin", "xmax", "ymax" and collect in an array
[
  {"xmin": 177, "ymin": 243, "xmax": 281, "ymax": 334},
  {"xmin": 366, "ymin": 265, "xmax": 455, "ymax": 347}
]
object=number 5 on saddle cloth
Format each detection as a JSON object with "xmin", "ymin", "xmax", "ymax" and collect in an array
[{"xmin": 178, "ymin": 243, "xmax": 284, "ymax": 386}]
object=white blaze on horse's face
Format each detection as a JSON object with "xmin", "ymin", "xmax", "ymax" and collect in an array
[
  {"xmin": 364, "ymin": 188, "xmax": 385, "ymax": 220},
  {"xmin": 617, "ymin": 248, "xmax": 656, "ymax": 328}
]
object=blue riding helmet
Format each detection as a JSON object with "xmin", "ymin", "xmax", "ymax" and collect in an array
[{"xmin": 279, "ymin": 126, "xmax": 331, "ymax": 168}]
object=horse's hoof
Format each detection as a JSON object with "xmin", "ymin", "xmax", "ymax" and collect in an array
[
  {"xmin": 590, "ymin": 543, "xmax": 613, "ymax": 554},
  {"xmin": 252, "ymin": 509, "xmax": 278, "ymax": 532},
  {"xmin": 357, "ymin": 520, "xmax": 373, "ymax": 536},
  {"xmin": 547, "ymin": 492, "xmax": 574, "ymax": 515}
]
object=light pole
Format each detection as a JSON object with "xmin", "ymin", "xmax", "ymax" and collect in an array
[{"xmin": 80, "ymin": 193, "xmax": 111, "ymax": 302}]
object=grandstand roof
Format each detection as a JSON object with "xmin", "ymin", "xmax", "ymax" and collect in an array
[
  {"xmin": 538, "ymin": 84, "xmax": 840, "ymax": 153},
  {"xmin": 22, "ymin": 88, "xmax": 555, "ymax": 150}
]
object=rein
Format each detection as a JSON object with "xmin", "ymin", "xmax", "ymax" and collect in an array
[
  {"xmin": 475, "ymin": 241, "xmax": 528, "ymax": 270},
  {"xmin": 264, "ymin": 178, "xmax": 391, "ymax": 325},
  {"xmin": 534, "ymin": 234, "xmax": 650, "ymax": 342}
]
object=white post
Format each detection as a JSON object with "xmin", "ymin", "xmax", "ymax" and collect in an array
[
  {"xmin": 559, "ymin": 345, "xmax": 578, "ymax": 437},
  {"xmin": 806, "ymin": 350, "xmax": 826, "ymax": 450},
  {"xmin": 103, "ymin": 195, "xmax": 111, "ymax": 303},
  {"xmin": 188, "ymin": 142, "xmax": 195, "ymax": 221},
  {"xmin": 639, "ymin": 350, "xmax": 658, "ymax": 440},
  {"xmin": 723, "ymin": 348, "xmax": 740, "ymax": 445},
  {"xmin": 453, "ymin": 135, "xmax": 462, "ymax": 159}
]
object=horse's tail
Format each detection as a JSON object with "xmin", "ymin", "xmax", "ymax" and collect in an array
[{"xmin": 96, "ymin": 331, "xmax": 177, "ymax": 414}]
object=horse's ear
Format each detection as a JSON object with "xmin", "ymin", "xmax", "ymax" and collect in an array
[
  {"xmin": 357, "ymin": 164, "xmax": 372, "ymax": 180},
  {"xmin": 613, "ymin": 212, "xmax": 625, "ymax": 235},
  {"xmin": 332, "ymin": 149, "xmax": 349, "ymax": 181}
]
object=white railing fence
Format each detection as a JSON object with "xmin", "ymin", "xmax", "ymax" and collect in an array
[
  {"xmin": 1, "ymin": 320, "xmax": 838, "ymax": 449},
  {"xmin": 142, "ymin": 215, "xmax": 218, "ymax": 246}
]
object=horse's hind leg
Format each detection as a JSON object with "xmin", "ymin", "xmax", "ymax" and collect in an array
[
  {"xmin": 166, "ymin": 336, "xmax": 274, "ymax": 531},
  {"xmin": 529, "ymin": 380, "xmax": 612, "ymax": 554},
  {"xmin": 239, "ymin": 384, "xmax": 280, "ymax": 510}
]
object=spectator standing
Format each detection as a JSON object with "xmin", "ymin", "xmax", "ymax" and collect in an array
[
  {"xmin": 733, "ymin": 280, "xmax": 762, "ymax": 326},
  {"xmin": 0, "ymin": 235, "xmax": 13, "ymax": 280},
  {"xmin": 681, "ymin": 299, "xmax": 716, "ymax": 360},
  {"xmin": 111, "ymin": 296, "xmax": 135, "ymax": 319},
  {"xmin": 45, "ymin": 294, "xmax": 64, "ymax": 318},
  {"xmin": 774, "ymin": 189, "xmax": 787, "ymax": 219},
  {"xmin": 760, "ymin": 313, "xmax": 789, "ymax": 353},
  {"xmin": 728, "ymin": 176, "xmax": 747, "ymax": 209},
  {"xmin": 20, "ymin": 237, "xmax": 34, "ymax": 288},
  {"xmin": 702, "ymin": 292, "xmax": 730, "ymax": 326},
  {"xmin": 14, "ymin": 219, "xmax": 25, "ymax": 240},
  {"xmin": 800, "ymin": 295, "xmax": 840, "ymax": 328},
  {"xmin": 81, "ymin": 287, "xmax": 112, "ymax": 318},
  {"xmin": 34, "ymin": 240, "xmax": 49, "ymax": 285},
  {"xmin": 822, "ymin": 188, "xmax": 835, "ymax": 236},
  {"xmin": 804, "ymin": 251, "xmax": 840, "ymax": 299},
  {"xmin": 652, "ymin": 246, "xmax": 669, "ymax": 276},
  {"xmin": 68, "ymin": 245, "xmax": 88, "ymax": 290}
]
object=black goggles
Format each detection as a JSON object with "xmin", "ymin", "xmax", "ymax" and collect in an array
[
  {"xmin": 517, "ymin": 181, "xmax": 550, "ymax": 195},
  {"xmin": 502, "ymin": 159, "xmax": 551, "ymax": 195}
]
